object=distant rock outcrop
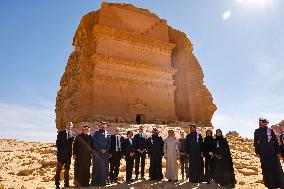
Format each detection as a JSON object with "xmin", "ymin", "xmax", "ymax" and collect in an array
[
  {"xmin": 271, "ymin": 120, "xmax": 284, "ymax": 136},
  {"xmin": 55, "ymin": 2, "xmax": 216, "ymax": 130},
  {"xmin": 226, "ymin": 131, "xmax": 240, "ymax": 138}
]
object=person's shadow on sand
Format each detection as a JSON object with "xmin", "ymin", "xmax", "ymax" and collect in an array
[{"xmin": 64, "ymin": 179, "xmax": 231, "ymax": 189}]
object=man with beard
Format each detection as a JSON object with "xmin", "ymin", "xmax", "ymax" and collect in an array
[
  {"xmin": 185, "ymin": 123, "xmax": 204, "ymax": 183},
  {"xmin": 109, "ymin": 127, "xmax": 124, "ymax": 183},
  {"xmin": 203, "ymin": 130, "xmax": 215, "ymax": 184},
  {"xmin": 133, "ymin": 125, "xmax": 148, "ymax": 180},
  {"xmin": 91, "ymin": 121, "xmax": 111, "ymax": 186},
  {"xmin": 73, "ymin": 126, "xmax": 93, "ymax": 187},
  {"xmin": 254, "ymin": 118, "xmax": 284, "ymax": 189},
  {"xmin": 164, "ymin": 129, "xmax": 179, "ymax": 182},
  {"xmin": 213, "ymin": 129, "xmax": 235, "ymax": 187},
  {"xmin": 55, "ymin": 122, "xmax": 74, "ymax": 189},
  {"xmin": 147, "ymin": 128, "xmax": 164, "ymax": 181}
]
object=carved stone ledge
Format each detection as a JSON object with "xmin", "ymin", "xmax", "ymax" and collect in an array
[
  {"xmin": 92, "ymin": 25, "xmax": 175, "ymax": 53},
  {"xmin": 90, "ymin": 54, "xmax": 176, "ymax": 74}
]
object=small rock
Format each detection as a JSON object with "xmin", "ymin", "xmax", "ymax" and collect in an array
[
  {"xmin": 42, "ymin": 177, "xmax": 50, "ymax": 182},
  {"xmin": 40, "ymin": 159, "xmax": 57, "ymax": 168},
  {"xmin": 236, "ymin": 165, "xmax": 258, "ymax": 176},
  {"xmin": 18, "ymin": 169, "xmax": 34, "ymax": 176}
]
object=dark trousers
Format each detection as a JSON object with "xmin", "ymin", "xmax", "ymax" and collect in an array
[
  {"xmin": 205, "ymin": 157, "xmax": 214, "ymax": 182},
  {"xmin": 109, "ymin": 152, "xmax": 122, "ymax": 181},
  {"xmin": 135, "ymin": 152, "xmax": 146, "ymax": 177},
  {"xmin": 126, "ymin": 157, "xmax": 135, "ymax": 181},
  {"xmin": 179, "ymin": 155, "xmax": 189, "ymax": 178},
  {"xmin": 55, "ymin": 159, "xmax": 71, "ymax": 188}
]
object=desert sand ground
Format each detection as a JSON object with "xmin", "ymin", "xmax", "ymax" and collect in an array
[{"xmin": 0, "ymin": 124, "xmax": 272, "ymax": 189}]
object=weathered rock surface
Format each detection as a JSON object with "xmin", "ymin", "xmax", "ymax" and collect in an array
[
  {"xmin": 56, "ymin": 2, "xmax": 216, "ymax": 130},
  {"xmin": 272, "ymin": 120, "xmax": 284, "ymax": 136}
]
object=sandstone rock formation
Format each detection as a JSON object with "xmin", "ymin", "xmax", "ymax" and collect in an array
[
  {"xmin": 226, "ymin": 131, "xmax": 240, "ymax": 138},
  {"xmin": 56, "ymin": 2, "xmax": 216, "ymax": 130},
  {"xmin": 272, "ymin": 120, "xmax": 284, "ymax": 136}
]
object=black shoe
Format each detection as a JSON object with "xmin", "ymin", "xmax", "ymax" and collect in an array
[
  {"xmin": 141, "ymin": 177, "xmax": 146, "ymax": 180},
  {"xmin": 135, "ymin": 176, "xmax": 139, "ymax": 180}
]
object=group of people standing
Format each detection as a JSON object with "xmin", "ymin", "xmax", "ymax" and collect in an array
[{"xmin": 55, "ymin": 121, "xmax": 237, "ymax": 188}]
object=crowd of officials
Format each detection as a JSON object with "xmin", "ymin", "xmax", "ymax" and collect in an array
[{"xmin": 55, "ymin": 118, "xmax": 284, "ymax": 189}]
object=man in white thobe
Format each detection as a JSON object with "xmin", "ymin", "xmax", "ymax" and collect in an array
[{"xmin": 164, "ymin": 129, "xmax": 179, "ymax": 182}]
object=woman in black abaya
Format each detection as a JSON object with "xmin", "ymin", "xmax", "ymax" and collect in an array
[{"xmin": 213, "ymin": 129, "xmax": 236, "ymax": 187}]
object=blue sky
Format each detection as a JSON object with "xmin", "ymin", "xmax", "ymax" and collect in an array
[{"xmin": 0, "ymin": 0, "xmax": 283, "ymax": 142}]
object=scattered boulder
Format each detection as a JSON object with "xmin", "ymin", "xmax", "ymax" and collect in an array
[
  {"xmin": 18, "ymin": 169, "xmax": 34, "ymax": 176},
  {"xmin": 236, "ymin": 165, "xmax": 258, "ymax": 176},
  {"xmin": 42, "ymin": 177, "xmax": 50, "ymax": 182},
  {"xmin": 226, "ymin": 131, "xmax": 240, "ymax": 138},
  {"xmin": 40, "ymin": 159, "xmax": 57, "ymax": 168},
  {"xmin": 272, "ymin": 120, "xmax": 284, "ymax": 136}
]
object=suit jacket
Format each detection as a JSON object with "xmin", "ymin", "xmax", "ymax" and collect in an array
[
  {"xmin": 124, "ymin": 138, "xmax": 135, "ymax": 159},
  {"xmin": 110, "ymin": 134, "xmax": 124, "ymax": 154},
  {"xmin": 56, "ymin": 130, "xmax": 74, "ymax": 162},
  {"xmin": 133, "ymin": 133, "xmax": 148, "ymax": 152}
]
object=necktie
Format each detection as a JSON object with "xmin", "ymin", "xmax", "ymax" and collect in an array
[
  {"xmin": 118, "ymin": 136, "xmax": 121, "ymax": 151},
  {"xmin": 67, "ymin": 131, "xmax": 70, "ymax": 143},
  {"xmin": 116, "ymin": 136, "xmax": 119, "ymax": 151}
]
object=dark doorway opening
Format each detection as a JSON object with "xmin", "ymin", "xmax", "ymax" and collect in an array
[{"xmin": 136, "ymin": 114, "xmax": 145, "ymax": 124}]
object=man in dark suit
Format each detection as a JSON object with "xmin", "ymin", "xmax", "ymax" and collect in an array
[
  {"xmin": 55, "ymin": 122, "xmax": 75, "ymax": 189},
  {"xmin": 133, "ymin": 125, "xmax": 148, "ymax": 180},
  {"xmin": 124, "ymin": 131, "xmax": 136, "ymax": 184},
  {"xmin": 109, "ymin": 127, "xmax": 124, "ymax": 183}
]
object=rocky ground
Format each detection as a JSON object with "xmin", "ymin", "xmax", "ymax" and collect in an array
[{"xmin": 0, "ymin": 124, "xmax": 275, "ymax": 189}]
